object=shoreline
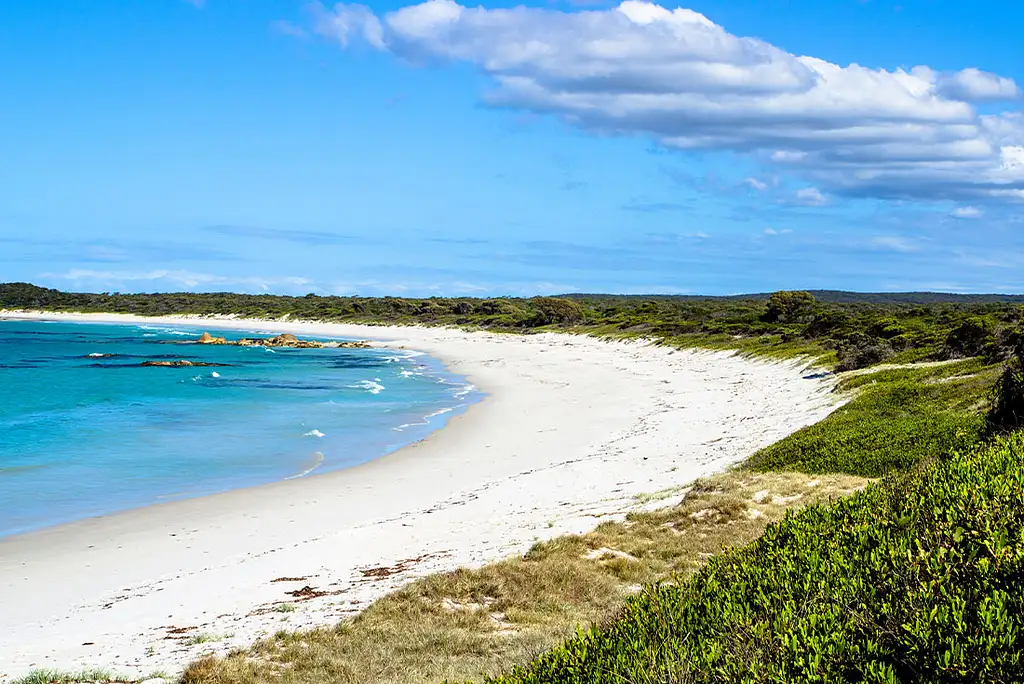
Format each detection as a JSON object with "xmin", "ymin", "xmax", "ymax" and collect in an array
[
  {"xmin": 0, "ymin": 311, "xmax": 842, "ymax": 679},
  {"xmin": 0, "ymin": 313, "xmax": 484, "ymax": 538}
]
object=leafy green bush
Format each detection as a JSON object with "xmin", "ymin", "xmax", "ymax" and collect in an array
[
  {"xmin": 761, "ymin": 290, "xmax": 818, "ymax": 324},
  {"xmin": 528, "ymin": 297, "xmax": 588, "ymax": 326},
  {"xmin": 489, "ymin": 433, "xmax": 1024, "ymax": 684},
  {"xmin": 946, "ymin": 317, "xmax": 994, "ymax": 358},
  {"xmin": 834, "ymin": 332, "xmax": 894, "ymax": 371}
]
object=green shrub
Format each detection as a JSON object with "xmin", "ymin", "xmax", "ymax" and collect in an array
[
  {"xmin": 528, "ymin": 297, "xmax": 587, "ymax": 326},
  {"xmin": 946, "ymin": 317, "xmax": 993, "ymax": 358},
  {"xmin": 761, "ymin": 290, "xmax": 818, "ymax": 324},
  {"xmin": 489, "ymin": 434, "xmax": 1024, "ymax": 684},
  {"xmin": 835, "ymin": 335, "xmax": 893, "ymax": 371}
]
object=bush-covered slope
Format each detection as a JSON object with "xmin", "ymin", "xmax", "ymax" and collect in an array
[
  {"xmin": 746, "ymin": 359, "xmax": 998, "ymax": 477},
  {"xmin": 489, "ymin": 435, "xmax": 1024, "ymax": 684}
]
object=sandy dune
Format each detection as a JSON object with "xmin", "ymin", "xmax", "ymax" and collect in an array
[{"xmin": 0, "ymin": 313, "xmax": 841, "ymax": 679}]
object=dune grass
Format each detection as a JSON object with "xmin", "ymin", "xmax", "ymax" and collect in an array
[{"xmin": 179, "ymin": 472, "xmax": 866, "ymax": 684}]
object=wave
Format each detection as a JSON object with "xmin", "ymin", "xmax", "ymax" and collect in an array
[
  {"xmin": 286, "ymin": 451, "xmax": 325, "ymax": 479},
  {"xmin": 350, "ymin": 379, "xmax": 385, "ymax": 394},
  {"xmin": 137, "ymin": 326, "xmax": 197, "ymax": 336},
  {"xmin": 210, "ymin": 371, "xmax": 221, "ymax": 378},
  {"xmin": 434, "ymin": 376, "xmax": 477, "ymax": 398},
  {"xmin": 392, "ymin": 406, "xmax": 455, "ymax": 432},
  {"xmin": 426, "ymin": 407, "xmax": 454, "ymax": 419},
  {"xmin": 304, "ymin": 429, "xmax": 325, "ymax": 438}
]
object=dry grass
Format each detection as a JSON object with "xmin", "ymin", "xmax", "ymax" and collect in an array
[{"xmin": 181, "ymin": 470, "xmax": 867, "ymax": 684}]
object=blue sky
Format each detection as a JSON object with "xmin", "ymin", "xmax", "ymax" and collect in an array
[{"xmin": 1, "ymin": 0, "xmax": 1022, "ymax": 296}]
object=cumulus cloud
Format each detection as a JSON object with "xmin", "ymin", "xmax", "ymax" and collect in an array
[
  {"xmin": 793, "ymin": 187, "xmax": 829, "ymax": 207},
  {"xmin": 935, "ymin": 68, "xmax": 1022, "ymax": 103},
  {"xmin": 314, "ymin": 0, "xmax": 1024, "ymax": 204},
  {"xmin": 951, "ymin": 206, "xmax": 983, "ymax": 219}
]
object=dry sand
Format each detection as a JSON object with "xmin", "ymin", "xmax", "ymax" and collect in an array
[{"xmin": 0, "ymin": 312, "xmax": 841, "ymax": 679}]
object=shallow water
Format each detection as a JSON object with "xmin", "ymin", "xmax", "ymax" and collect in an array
[{"xmin": 0, "ymin": 320, "xmax": 482, "ymax": 537}]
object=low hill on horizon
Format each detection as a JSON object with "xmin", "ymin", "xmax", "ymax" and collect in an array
[{"xmin": 5, "ymin": 282, "xmax": 1024, "ymax": 307}]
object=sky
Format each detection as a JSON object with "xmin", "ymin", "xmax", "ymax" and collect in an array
[{"xmin": 0, "ymin": 0, "xmax": 1022, "ymax": 296}]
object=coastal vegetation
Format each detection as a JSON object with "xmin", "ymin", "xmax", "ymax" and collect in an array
[
  {"xmin": 490, "ymin": 433, "xmax": 1024, "ymax": 684},
  {"xmin": 5, "ymin": 282, "xmax": 1024, "ymax": 370},
  {"xmin": 6, "ymin": 283, "xmax": 1024, "ymax": 683}
]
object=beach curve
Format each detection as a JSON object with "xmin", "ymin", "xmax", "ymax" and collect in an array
[{"xmin": 0, "ymin": 312, "xmax": 841, "ymax": 679}]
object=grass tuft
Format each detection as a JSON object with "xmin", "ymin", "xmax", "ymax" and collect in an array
[{"xmin": 12, "ymin": 670, "xmax": 121, "ymax": 684}]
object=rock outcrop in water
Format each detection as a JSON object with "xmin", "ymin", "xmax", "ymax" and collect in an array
[{"xmin": 193, "ymin": 332, "xmax": 370, "ymax": 349}]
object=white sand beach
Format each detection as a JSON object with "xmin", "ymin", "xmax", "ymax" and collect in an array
[{"xmin": 0, "ymin": 312, "xmax": 841, "ymax": 679}]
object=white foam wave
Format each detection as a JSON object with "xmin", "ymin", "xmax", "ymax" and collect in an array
[
  {"xmin": 391, "ymin": 406, "xmax": 455, "ymax": 432},
  {"xmin": 304, "ymin": 429, "xmax": 325, "ymax": 438},
  {"xmin": 138, "ymin": 326, "xmax": 196, "ymax": 336},
  {"xmin": 426, "ymin": 407, "xmax": 454, "ymax": 419},
  {"xmin": 88, "ymin": 352, "xmax": 105, "ymax": 358},
  {"xmin": 349, "ymin": 379, "xmax": 385, "ymax": 394},
  {"xmin": 210, "ymin": 372, "xmax": 221, "ymax": 378},
  {"xmin": 286, "ymin": 451, "xmax": 325, "ymax": 480}
]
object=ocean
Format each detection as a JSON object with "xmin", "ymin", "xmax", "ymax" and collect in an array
[{"xmin": 0, "ymin": 319, "xmax": 482, "ymax": 537}]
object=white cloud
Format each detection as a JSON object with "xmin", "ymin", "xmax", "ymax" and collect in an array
[
  {"xmin": 872, "ymin": 236, "xmax": 919, "ymax": 253},
  {"xmin": 794, "ymin": 187, "xmax": 829, "ymax": 207},
  {"xmin": 42, "ymin": 269, "xmax": 314, "ymax": 293},
  {"xmin": 312, "ymin": 3, "xmax": 383, "ymax": 47},
  {"xmin": 315, "ymin": 0, "xmax": 1024, "ymax": 203},
  {"xmin": 935, "ymin": 68, "xmax": 1022, "ymax": 103},
  {"xmin": 951, "ymin": 205, "xmax": 983, "ymax": 219},
  {"xmin": 744, "ymin": 177, "xmax": 768, "ymax": 191},
  {"xmin": 763, "ymin": 228, "xmax": 792, "ymax": 235},
  {"xmin": 271, "ymin": 20, "xmax": 309, "ymax": 39}
]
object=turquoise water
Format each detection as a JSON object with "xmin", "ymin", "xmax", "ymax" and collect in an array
[{"xmin": 0, "ymin": 319, "xmax": 482, "ymax": 537}]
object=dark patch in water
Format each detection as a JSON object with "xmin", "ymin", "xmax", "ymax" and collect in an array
[
  {"xmin": 803, "ymin": 372, "xmax": 833, "ymax": 380},
  {"xmin": 218, "ymin": 378, "xmax": 341, "ymax": 391},
  {"xmin": 329, "ymin": 357, "xmax": 388, "ymax": 369}
]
